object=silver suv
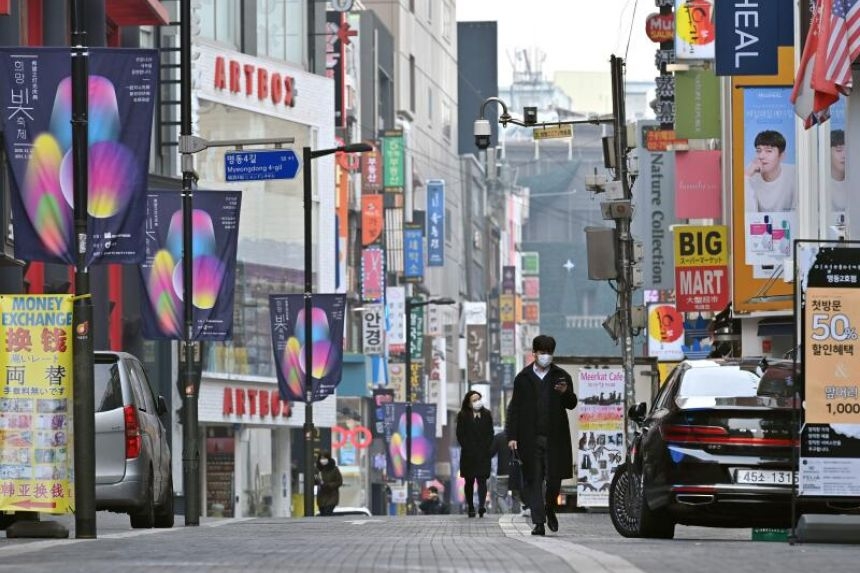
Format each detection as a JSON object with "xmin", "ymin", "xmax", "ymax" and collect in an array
[{"xmin": 94, "ymin": 351, "xmax": 173, "ymax": 528}]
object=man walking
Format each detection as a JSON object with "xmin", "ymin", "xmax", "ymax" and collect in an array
[{"xmin": 505, "ymin": 334, "xmax": 577, "ymax": 536}]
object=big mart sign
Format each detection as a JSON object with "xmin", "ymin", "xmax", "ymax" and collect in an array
[{"xmin": 674, "ymin": 225, "xmax": 729, "ymax": 312}]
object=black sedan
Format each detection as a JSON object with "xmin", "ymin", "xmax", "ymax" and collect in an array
[{"xmin": 610, "ymin": 358, "xmax": 807, "ymax": 539}]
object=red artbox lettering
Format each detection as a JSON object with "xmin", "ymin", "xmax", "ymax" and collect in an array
[
  {"xmin": 222, "ymin": 387, "xmax": 234, "ymax": 415},
  {"xmin": 235, "ymin": 388, "xmax": 246, "ymax": 416},
  {"xmin": 213, "ymin": 57, "xmax": 297, "ymax": 107},
  {"xmin": 259, "ymin": 390, "xmax": 270, "ymax": 416}
]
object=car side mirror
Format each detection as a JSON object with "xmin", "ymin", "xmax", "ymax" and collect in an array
[
  {"xmin": 627, "ymin": 401, "xmax": 647, "ymax": 423},
  {"xmin": 156, "ymin": 395, "xmax": 168, "ymax": 416}
]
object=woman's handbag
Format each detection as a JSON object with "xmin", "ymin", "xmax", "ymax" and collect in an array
[{"xmin": 508, "ymin": 449, "xmax": 524, "ymax": 492}]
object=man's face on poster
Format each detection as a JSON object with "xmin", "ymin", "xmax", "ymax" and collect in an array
[
  {"xmin": 754, "ymin": 144, "xmax": 784, "ymax": 181},
  {"xmin": 831, "ymin": 144, "xmax": 846, "ymax": 180}
]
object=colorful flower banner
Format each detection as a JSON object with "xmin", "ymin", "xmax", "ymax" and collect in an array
[
  {"xmin": 383, "ymin": 402, "xmax": 436, "ymax": 480},
  {"xmin": 269, "ymin": 293, "xmax": 347, "ymax": 403},
  {"xmin": 139, "ymin": 190, "xmax": 242, "ymax": 340},
  {"xmin": 0, "ymin": 47, "xmax": 158, "ymax": 265},
  {"xmin": 0, "ymin": 295, "xmax": 74, "ymax": 514}
]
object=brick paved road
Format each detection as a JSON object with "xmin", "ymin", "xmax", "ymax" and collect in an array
[{"xmin": 0, "ymin": 511, "xmax": 858, "ymax": 573}]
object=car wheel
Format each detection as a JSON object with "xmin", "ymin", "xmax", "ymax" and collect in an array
[
  {"xmin": 609, "ymin": 463, "xmax": 675, "ymax": 539},
  {"xmin": 130, "ymin": 471, "xmax": 155, "ymax": 529},
  {"xmin": 154, "ymin": 473, "xmax": 175, "ymax": 529}
]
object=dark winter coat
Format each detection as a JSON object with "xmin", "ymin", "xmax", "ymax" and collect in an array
[
  {"xmin": 456, "ymin": 408, "xmax": 494, "ymax": 479},
  {"xmin": 316, "ymin": 460, "xmax": 343, "ymax": 509},
  {"xmin": 490, "ymin": 431, "xmax": 511, "ymax": 477},
  {"xmin": 505, "ymin": 362, "xmax": 577, "ymax": 482}
]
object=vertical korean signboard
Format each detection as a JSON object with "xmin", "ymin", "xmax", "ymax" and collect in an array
[
  {"xmin": 382, "ymin": 130, "xmax": 404, "ymax": 191},
  {"xmin": 427, "ymin": 180, "xmax": 445, "ymax": 266},
  {"xmin": 0, "ymin": 295, "xmax": 74, "ymax": 514},
  {"xmin": 673, "ymin": 225, "xmax": 729, "ymax": 312},
  {"xmin": 403, "ymin": 223, "xmax": 424, "ymax": 283},
  {"xmin": 799, "ymin": 242, "xmax": 860, "ymax": 498}
]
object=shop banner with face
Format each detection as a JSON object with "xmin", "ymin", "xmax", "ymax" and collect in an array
[
  {"xmin": 140, "ymin": 190, "xmax": 241, "ymax": 341},
  {"xmin": 0, "ymin": 48, "xmax": 158, "ymax": 265}
]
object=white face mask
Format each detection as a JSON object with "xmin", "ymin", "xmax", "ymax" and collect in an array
[
  {"xmin": 471, "ymin": 400, "xmax": 483, "ymax": 411},
  {"xmin": 319, "ymin": 458, "xmax": 329, "ymax": 465},
  {"xmin": 536, "ymin": 354, "xmax": 553, "ymax": 368}
]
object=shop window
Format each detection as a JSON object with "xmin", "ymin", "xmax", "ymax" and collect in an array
[
  {"xmin": 199, "ymin": 0, "xmax": 242, "ymax": 51},
  {"xmin": 256, "ymin": 0, "xmax": 303, "ymax": 65},
  {"xmin": 409, "ymin": 55, "xmax": 416, "ymax": 113}
]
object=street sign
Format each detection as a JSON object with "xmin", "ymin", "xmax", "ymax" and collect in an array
[
  {"xmin": 224, "ymin": 149, "xmax": 300, "ymax": 181},
  {"xmin": 532, "ymin": 124, "xmax": 573, "ymax": 140}
]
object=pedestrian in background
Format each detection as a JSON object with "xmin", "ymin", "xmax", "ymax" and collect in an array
[
  {"xmin": 419, "ymin": 485, "xmax": 449, "ymax": 515},
  {"xmin": 315, "ymin": 450, "xmax": 343, "ymax": 516},
  {"xmin": 506, "ymin": 334, "xmax": 577, "ymax": 536},
  {"xmin": 456, "ymin": 390, "xmax": 493, "ymax": 518},
  {"xmin": 490, "ymin": 429, "xmax": 521, "ymax": 514}
]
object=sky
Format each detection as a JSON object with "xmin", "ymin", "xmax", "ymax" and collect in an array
[{"xmin": 455, "ymin": 0, "xmax": 656, "ymax": 85}]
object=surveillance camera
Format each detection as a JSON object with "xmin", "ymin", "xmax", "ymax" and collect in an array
[{"xmin": 473, "ymin": 119, "xmax": 492, "ymax": 150}]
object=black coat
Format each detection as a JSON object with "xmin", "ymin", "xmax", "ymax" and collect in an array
[
  {"xmin": 456, "ymin": 408, "xmax": 494, "ymax": 479},
  {"xmin": 316, "ymin": 460, "xmax": 343, "ymax": 509},
  {"xmin": 505, "ymin": 362, "xmax": 577, "ymax": 482},
  {"xmin": 490, "ymin": 431, "xmax": 511, "ymax": 476}
]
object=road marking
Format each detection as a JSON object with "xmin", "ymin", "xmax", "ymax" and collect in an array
[{"xmin": 498, "ymin": 514, "xmax": 646, "ymax": 573}]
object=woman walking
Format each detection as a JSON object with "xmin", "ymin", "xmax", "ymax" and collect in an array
[
  {"xmin": 456, "ymin": 390, "xmax": 494, "ymax": 517},
  {"xmin": 315, "ymin": 450, "xmax": 343, "ymax": 516}
]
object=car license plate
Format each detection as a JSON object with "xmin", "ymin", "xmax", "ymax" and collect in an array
[{"xmin": 732, "ymin": 468, "xmax": 797, "ymax": 485}]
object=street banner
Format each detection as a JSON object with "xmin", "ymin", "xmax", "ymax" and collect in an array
[
  {"xmin": 0, "ymin": 294, "xmax": 74, "ymax": 514},
  {"xmin": 372, "ymin": 388, "xmax": 394, "ymax": 438},
  {"xmin": 361, "ymin": 150, "xmax": 383, "ymax": 193},
  {"xmin": 714, "ymin": 0, "xmax": 792, "ymax": 76},
  {"xmin": 427, "ymin": 180, "xmax": 445, "ymax": 266},
  {"xmin": 673, "ymin": 225, "xmax": 729, "ymax": 312},
  {"xmin": 675, "ymin": 150, "xmax": 721, "ymax": 218},
  {"xmin": 361, "ymin": 194, "xmax": 384, "ymax": 246},
  {"xmin": 674, "ymin": 69, "xmax": 720, "ymax": 139},
  {"xmin": 269, "ymin": 293, "xmax": 347, "ymax": 402},
  {"xmin": 403, "ymin": 223, "xmax": 424, "ymax": 282},
  {"xmin": 361, "ymin": 246, "xmax": 385, "ymax": 302},
  {"xmin": 0, "ymin": 47, "xmax": 158, "ymax": 266},
  {"xmin": 647, "ymin": 303, "xmax": 686, "ymax": 361},
  {"xmin": 386, "ymin": 286, "xmax": 406, "ymax": 354},
  {"xmin": 383, "ymin": 402, "xmax": 436, "ymax": 481},
  {"xmin": 381, "ymin": 130, "xmax": 404, "ymax": 191},
  {"xmin": 674, "ymin": 0, "xmax": 715, "ymax": 60},
  {"xmin": 576, "ymin": 368, "xmax": 625, "ymax": 508},
  {"xmin": 140, "ymin": 190, "xmax": 241, "ymax": 340},
  {"xmin": 361, "ymin": 303, "xmax": 385, "ymax": 355},
  {"xmin": 426, "ymin": 337, "xmax": 447, "ymax": 437},
  {"xmin": 799, "ymin": 242, "xmax": 860, "ymax": 497}
]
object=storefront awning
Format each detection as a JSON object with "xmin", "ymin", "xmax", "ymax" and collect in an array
[
  {"xmin": 106, "ymin": 0, "xmax": 169, "ymax": 26},
  {"xmin": 757, "ymin": 318, "xmax": 795, "ymax": 337}
]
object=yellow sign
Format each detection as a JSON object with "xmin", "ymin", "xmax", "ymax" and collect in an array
[
  {"xmin": 804, "ymin": 287, "xmax": 860, "ymax": 424},
  {"xmin": 674, "ymin": 225, "xmax": 728, "ymax": 267},
  {"xmin": 0, "ymin": 295, "xmax": 75, "ymax": 514},
  {"xmin": 532, "ymin": 124, "xmax": 573, "ymax": 140},
  {"xmin": 500, "ymin": 294, "xmax": 515, "ymax": 323}
]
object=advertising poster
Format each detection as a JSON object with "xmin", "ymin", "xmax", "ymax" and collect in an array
[
  {"xmin": 361, "ymin": 194, "xmax": 384, "ymax": 246},
  {"xmin": 269, "ymin": 293, "xmax": 347, "ymax": 402},
  {"xmin": 403, "ymin": 223, "xmax": 424, "ymax": 282},
  {"xmin": 742, "ymin": 88, "xmax": 798, "ymax": 267},
  {"xmin": 383, "ymin": 402, "xmax": 436, "ymax": 481},
  {"xmin": 730, "ymin": 51, "xmax": 796, "ymax": 313},
  {"xmin": 140, "ymin": 190, "xmax": 241, "ymax": 340},
  {"xmin": 673, "ymin": 225, "xmax": 729, "ymax": 312},
  {"xmin": 0, "ymin": 48, "xmax": 158, "ymax": 266},
  {"xmin": 674, "ymin": 0, "xmax": 715, "ymax": 61},
  {"xmin": 360, "ymin": 246, "xmax": 385, "ymax": 302},
  {"xmin": 427, "ymin": 181, "xmax": 445, "ymax": 266},
  {"xmin": 826, "ymin": 100, "xmax": 848, "ymax": 240},
  {"xmin": 647, "ymin": 303, "xmax": 686, "ymax": 361},
  {"xmin": 0, "ymin": 295, "xmax": 74, "ymax": 514},
  {"xmin": 576, "ymin": 368, "xmax": 625, "ymax": 508},
  {"xmin": 675, "ymin": 151, "xmax": 721, "ymax": 219},
  {"xmin": 799, "ymin": 243, "xmax": 860, "ymax": 497},
  {"xmin": 674, "ymin": 69, "xmax": 720, "ymax": 139},
  {"xmin": 361, "ymin": 303, "xmax": 384, "ymax": 355},
  {"xmin": 714, "ymin": 0, "xmax": 790, "ymax": 76}
]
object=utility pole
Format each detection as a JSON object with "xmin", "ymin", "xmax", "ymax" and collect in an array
[{"xmin": 609, "ymin": 55, "xmax": 637, "ymax": 447}]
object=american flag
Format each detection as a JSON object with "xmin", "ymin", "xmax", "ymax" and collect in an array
[{"xmin": 824, "ymin": 0, "xmax": 860, "ymax": 93}]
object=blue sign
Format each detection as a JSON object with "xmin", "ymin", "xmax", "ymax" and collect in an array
[
  {"xmin": 225, "ymin": 149, "xmax": 300, "ymax": 181},
  {"xmin": 403, "ymin": 224, "xmax": 424, "ymax": 282},
  {"xmin": 714, "ymin": 0, "xmax": 792, "ymax": 76},
  {"xmin": 427, "ymin": 180, "xmax": 445, "ymax": 266}
]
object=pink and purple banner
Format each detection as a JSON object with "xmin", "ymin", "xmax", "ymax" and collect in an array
[
  {"xmin": 675, "ymin": 150, "xmax": 722, "ymax": 219},
  {"xmin": 0, "ymin": 48, "xmax": 158, "ymax": 265},
  {"xmin": 269, "ymin": 293, "xmax": 347, "ymax": 402},
  {"xmin": 139, "ymin": 190, "xmax": 241, "ymax": 341},
  {"xmin": 383, "ymin": 402, "xmax": 437, "ymax": 481}
]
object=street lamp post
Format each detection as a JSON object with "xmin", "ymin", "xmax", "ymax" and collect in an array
[
  {"xmin": 302, "ymin": 142, "xmax": 372, "ymax": 518},
  {"xmin": 404, "ymin": 297, "xmax": 455, "ymax": 514}
]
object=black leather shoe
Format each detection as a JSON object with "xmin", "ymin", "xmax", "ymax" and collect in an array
[
  {"xmin": 531, "ymin": 524, "xmax": 545, "ymax": 536},
  {"xmin": 546, "ymin": 509, "xmax": 558, "ymax": 532},
  {"xmin": 468, "ymin": 509, "xmax": 476, "ymax": 518},
  {"xmin": 478, "ymin": 507, "xmax": 486, "ymax": 518}
]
